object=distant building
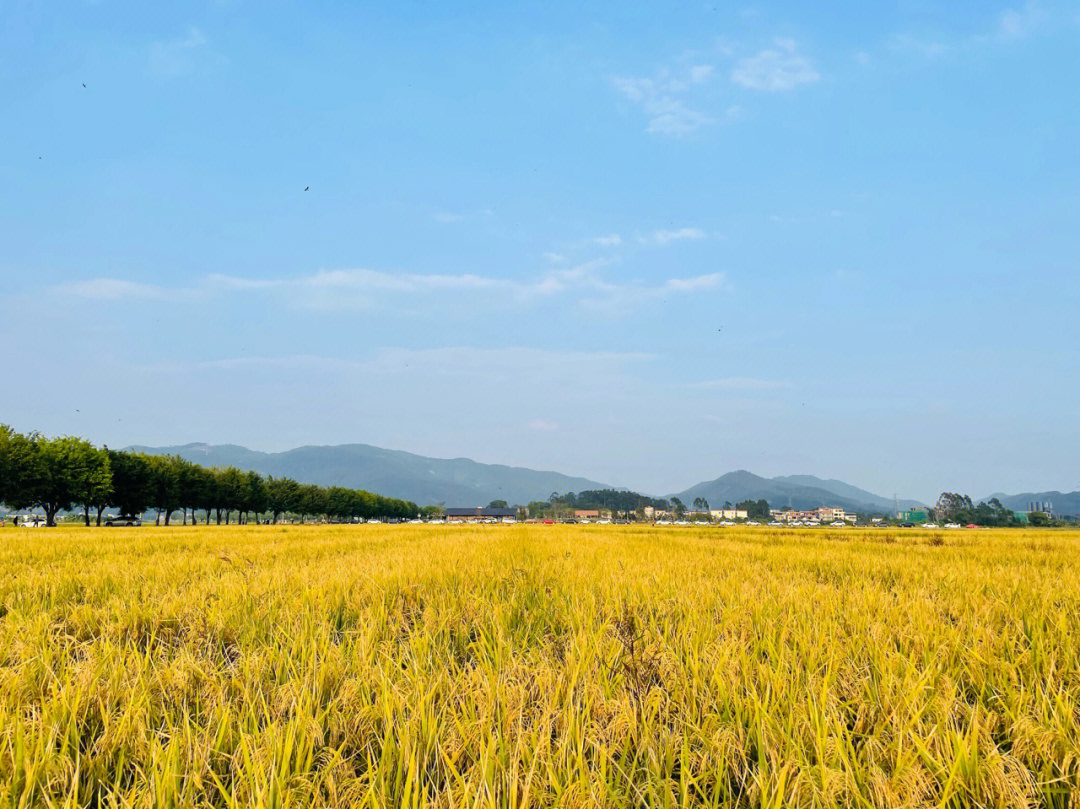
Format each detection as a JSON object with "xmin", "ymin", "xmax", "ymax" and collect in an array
[
  {"xmin": 815, "ymin": 507, "xmax": 857, "ymax": 523},
  {"xmin": 445, "ymin": 507, "xmax": 516, "ymax": 522},
  {"xmin": 574, "ymin": 509, "xmax": 606, "ymax": 519},
  {"xmin": 709, "ymin": 508, "xmax": 748, "ymax": 520}
]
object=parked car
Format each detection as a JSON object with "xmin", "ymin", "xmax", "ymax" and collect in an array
[{"xmin": 104, "ymin": 515, "xmax": 142, "ymax": 527}]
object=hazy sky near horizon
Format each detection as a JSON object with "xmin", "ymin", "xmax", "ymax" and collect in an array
[{"xmin": 2, "ymin": 1, "xmax": 1078, "ymax": 501}]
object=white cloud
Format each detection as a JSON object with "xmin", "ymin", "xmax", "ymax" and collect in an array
[
  {"xmin": 433, "ymin": 212, "xmax": 464, "ymax": 222},
  {"xmin": 889, "ymin": 33, "xmax": 948, "ymax": 59},
  {"xmin": 148, "ymin": 27, "xmax": 225, "ymax": 79},
  {"xmin": 645, "ymin": 98, "xmax": 711, "ymax": 136},
  {"xmin": 689, "ymin": 64, "xmax": 714, "ymax": 83},
  {"xmin": 731, "ymin": 39, "xmax": 820, "ymax": 91},
  {"xmin": 639, "ymin": 227, "xmax": 708, "ymax": 245},
  {"xmin": 663, "ymin": 273, "xmax": 724, "ymax": 292},
  {"xmin": 543, "ymin": 252, "xmax": 566, "ymax": 263},
  {"xmin": 54, "ymin": 278, "xmax": 171, "ymax": 300},
  {"xmin": 688, "ymin": 377, "xmax": 789, "ymax": 391},
  {"xmin": 611, "ymin": 66, "xmax": 716, "ymax": 136},
  {"xmin": 998, "ymin": 2, "xmax": 1047, "ymax": 39},
  {"xmin": 58, "ymin": 260, "xmax": 728, "ymax": 313},
  {"xmin": 528, "ymin": 419, "xmax": 559, "ymax": 431},
  {"xmin": 151, "ymin": 347, "xmax": 655, "ymax": 381},
  {"xmin": 592, "ymin": 234, "xmax": 622, "ymax": 246},
  {"xmin": 854, "ymin": 51, "xmax": 871, "ymax": 66}
]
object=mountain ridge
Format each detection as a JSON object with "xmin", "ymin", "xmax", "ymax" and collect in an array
[
  {"xmin": 128, "ymin": 441, "xmax": 1068, "ymax": 515},
  {"xmin": 671, "ymin": 470, "xmax": 923, "ymax": 514},
  {"xmin": 127, "ymin": 442, "xmax": 615, "ymax": 507}
]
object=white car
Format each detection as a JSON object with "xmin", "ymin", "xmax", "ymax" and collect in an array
[
  {"xmin": 746, "ymin": 520, "xmax": 760, "ymax": 526},
  {"xmin": 830, "ymin": 520, "xmax": 847, "ymax": 527},
  {"xmin": 922, "ymin": 523, "xmax": 938, "ymax": 529},
  {"xmin": 944, "ymin": 522, "xmax": 961, "ymax": 529}
]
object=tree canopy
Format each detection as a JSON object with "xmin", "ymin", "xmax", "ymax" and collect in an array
[{"xmin": 0, "ymin": 426, "xmax": 417, "ymax": 525}]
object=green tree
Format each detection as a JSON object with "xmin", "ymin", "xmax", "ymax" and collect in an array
[
  {"xmin": 71, "ymin": 443, "xmax": 112, "ymax": 526},
  {"xmin": 266, "ymin": 477, "xmax": 301, "ymax": 524},
  {"xmin": 108, "ymin": 449, "xmax": 152, "ymax": 518},
  {"xmin": 488, "ymin": 499, "xmax": 508, "ymax": 509},
  {"xmin": 10, "ymin": 434, "xmax": 97, "ymax": 527},
  {"xmin": 146, "ymin": 455, "xmax": 184, "ymax": 525},
  {"xmin": 736, "ymin": 499, "xmax": 771, "ymax": 520},
  {"xmin": 242, "ymin": 470, "xmax": 268, "ymax": 524},
  {"xmin": 0, "ymin": 426, "xmax": 36, "ymax": 514},
  {"xmin": 1028, "ymin": 511, "xmax": 1051, "ymax": 527}
]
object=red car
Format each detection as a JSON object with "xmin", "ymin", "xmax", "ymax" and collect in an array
[{"xmin": 542, "ymin": 519, "xmax": 555, "ymax": 525}]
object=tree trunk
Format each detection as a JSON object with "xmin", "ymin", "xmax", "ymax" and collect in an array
[
  {"xmin": 164, "ymin": 510, "xmax": 172, "ymax": 526},
  {"xmin": 45, "ymin": 504, "xmax": 59, "ymax": 527},
  {"xmin": 182, "ymin": 508, "xmax": 187, "ymax": 526},
  {"xmin": 95, "ymin": 505, "xmax": 105, "ymax": 527},
  {"xmin": 83, "ymin": 504, "xmax": 91, "ymax": 527}
]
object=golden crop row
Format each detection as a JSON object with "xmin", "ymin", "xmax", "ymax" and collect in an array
[{"xmin": 1, "ymin": 525, "xmax": 1077, "ymax": 808}]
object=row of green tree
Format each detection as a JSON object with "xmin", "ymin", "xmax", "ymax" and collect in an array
[
  {"xmin": 0, "ymin": 426, "xmax": 417, "ymax": 526},
  {"xmin": 932, "ymin": 493, "xmax": 1022, "ymax": 527},
  {"xmin": 520, "ymin": 490, "xmax": 774, "ymax": 521},
  {"xmin": 525, "ymin": 489, "xmax": 672, "ymax": 518}
]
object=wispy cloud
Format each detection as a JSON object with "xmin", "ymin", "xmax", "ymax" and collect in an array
[
  {"xmin": 54, "ymin": 278, "xmax": 175, "ymax": 300},
  {"xmin": 55, "ymin": 262, "xmax": 728, "ymax": 313},
  {"xmin": 611, "ymin": 65, "xmax": 716, "ymax": 136},
  {"xmin": 997, "ymin": 2, "xmax": 1047, "ymax": 40},
  {"xmin": 528, "ymin": 419, "xmax": 559, "ymax": 431},
  {"xmin": 889, "ymin": 33, "xmax": 948, "ymax": 59},
  {"xmin": 688, "ymin": 377, "xmax": 789, "ymax": 391},
  {"xmin": 147, "ymin": 346, "xmax": 656, "ymax": 382},
  {"xmin": 591, "ymin": 234, "xmax": 622, "ymax": 246},
  {"xmin": 638, "ymin": 227, "xmax": 708, "ymax": 246},
  {"xmin": 731, "ymin": 38, "xmax": 820, "ymax": 91},
  {"xmin": 433, "ymin": 212, "xmax": 465, "ymax": 222},
  {"xmin": 689, "ymin": 64, "xmax": 714, "ymax": 83},
  {"xmin": 148, "ymin": 27, "xmax": 225, "ymax": 79}
]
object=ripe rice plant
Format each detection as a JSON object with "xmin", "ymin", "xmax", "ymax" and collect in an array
[{"xmin": 1, "ymin": 524, "xmax": 1078, "ymax": 807}]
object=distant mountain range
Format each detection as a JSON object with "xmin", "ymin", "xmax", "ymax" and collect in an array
[
  {"xmin": 128, "ymin": 443, "xmax": 612, "ymax": 507},
  {"xmin": 129, "ymin": 441, "xmax": 1077, "ymax": 515},
  {"xmin": 671, "ymin": 471, "xmax": 924, "ymax": 514},
  {"xmin": 983, "ymin": 491, "xmax": 1080, "ymax": 517}
]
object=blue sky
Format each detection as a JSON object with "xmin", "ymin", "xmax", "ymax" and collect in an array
[{"xmin": 2, "ymin": 1, "xmax": 1078, "ymax": 501}]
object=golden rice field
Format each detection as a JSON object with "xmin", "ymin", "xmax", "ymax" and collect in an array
[{"xmin": 1, "ymin": 524, "xmax": 1079, "ymax": 808}]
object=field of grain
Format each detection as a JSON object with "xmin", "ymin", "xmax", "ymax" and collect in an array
[{"xmin": 1, "ymin": 524, "xmax": 1078, "ymax": 808}]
